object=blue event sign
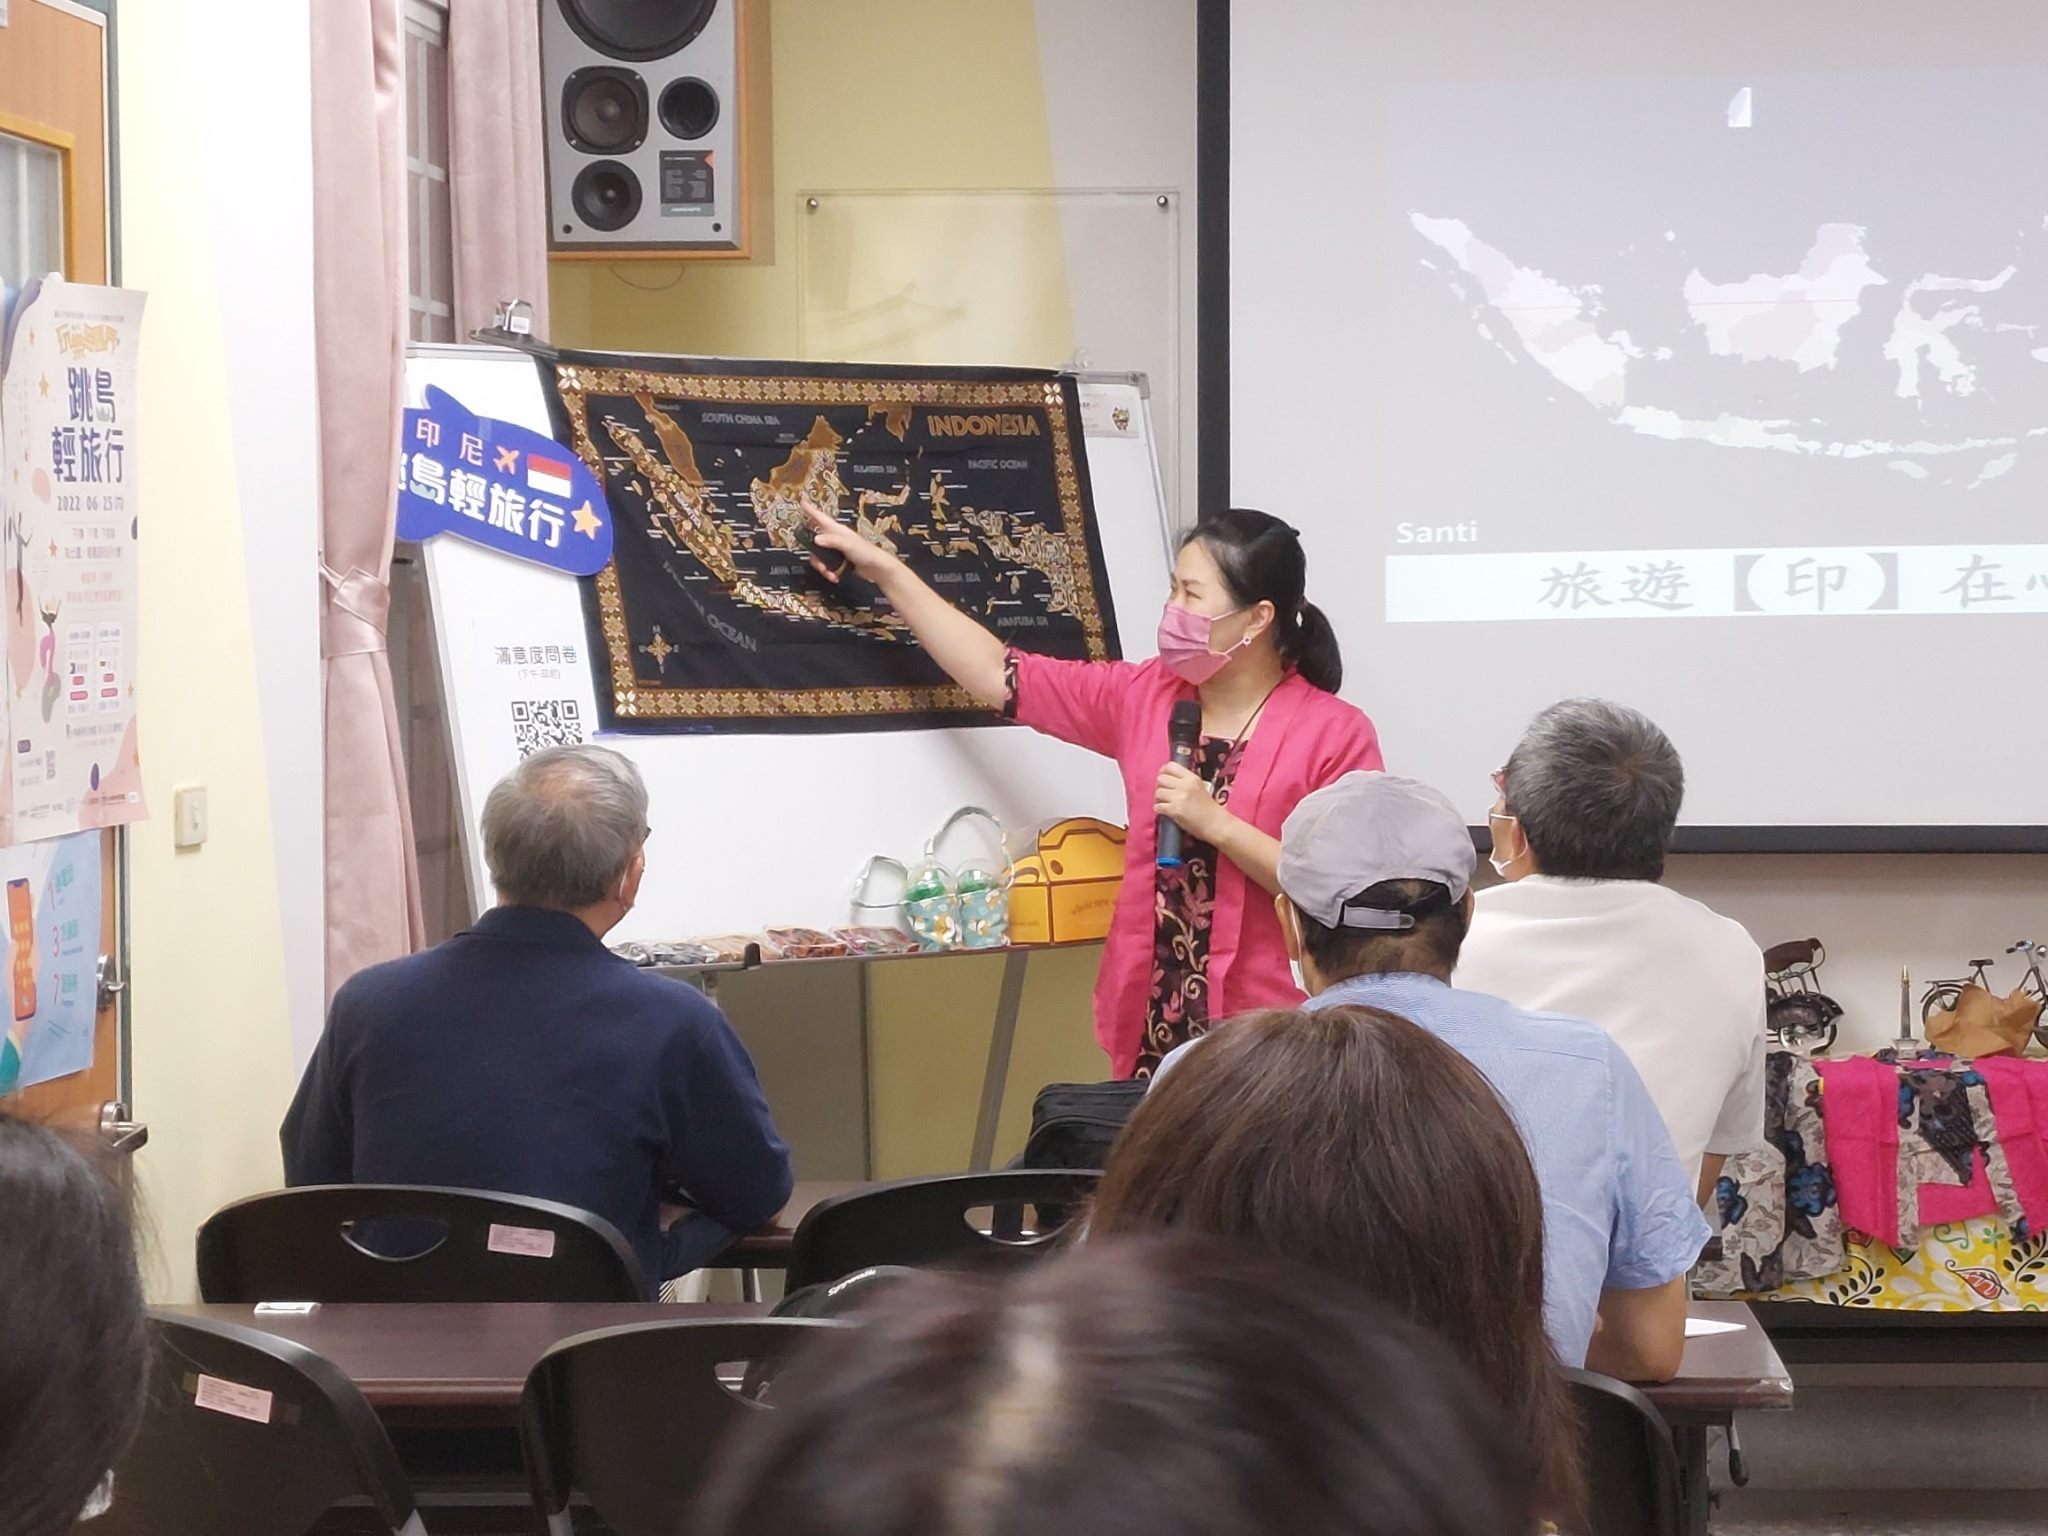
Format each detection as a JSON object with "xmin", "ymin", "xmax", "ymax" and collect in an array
[{"xmin": 396, "ymin": 386, "xmax": 614, "ymax": 576}]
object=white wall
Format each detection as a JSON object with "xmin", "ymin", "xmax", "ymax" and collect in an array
[
  {"xmin": 1034, "ymin": 0, "xmax": 1199, "ymax": 527},
  {"xmin": 119, "ymin": 0, "xmax": 322, "ymax": 1299},
  {"xmin": 1669, "ymin": 853, "xmax": 2047, "ymax": 1052},
  {"xmin": 202, "ymin": 30, "xmax": 325, "ymax": 1067}
]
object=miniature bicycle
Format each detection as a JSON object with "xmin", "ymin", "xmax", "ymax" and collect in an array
[
  {"xmin": 1919, "ymin": 940, "xmax": 2048, "ymax": 1046},
  {"xmin": 1763, "ymin": 937, "xmax": 1842, "ymax": 1054}
]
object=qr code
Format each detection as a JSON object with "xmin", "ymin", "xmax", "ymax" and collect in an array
[{"xmin": 511, "ymin": 699, "xmax": 584, "ymax": 758}]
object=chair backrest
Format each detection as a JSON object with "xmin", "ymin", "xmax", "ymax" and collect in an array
[
  {"xmin": 520, "ymin": 1317, "xmax": 845, "ymax": 1536},
  {"xmin": 785, "ymin": 1169, "xmax": 1099, "ymax": 1291},
  {"xmin": 95, "ymin": 1312, "xmax": 423, "ymax": 1536},
  {"xmin": 772, "ymin": 1263, "xmax": 921, "ymax": 1321},
  {"xmin": 1565, "ymin": 1368, "xmax": 1683, "ymax": 1536},
  {"xmin": 196, "ymin": 1184, "xmax": 647, "ymax": 1303}
]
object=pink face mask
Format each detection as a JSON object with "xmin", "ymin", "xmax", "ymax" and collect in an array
[{"xmin": 1157, "ymin": 602, "xmax": 1251, "ymax": 684}]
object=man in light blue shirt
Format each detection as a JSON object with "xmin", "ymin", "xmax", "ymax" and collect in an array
[{"xmin": 1157, "ymin": 771, "xmax": 1710, "ymax": 1378}]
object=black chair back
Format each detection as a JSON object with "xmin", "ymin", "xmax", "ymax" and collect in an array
[
  {"xmin": 520, "ymin": 1317, "xmax": 844, "ymax": 1536},
  {"xmin": 96, "ymin": 1312, "xmax": 422, "ymax": 1536},
  {"xmin": 772, "ymin": 1263, "xmax": 921, "ymax": 1320},
  {"xmin": 1566, "ymin": 1367, "xmax": 1684, "ymax": 1536},
  {"xmin": 196, "ymin": 1184, "xmax": 646, "ymax": 1303},
  {"xmin": 785, "ymin": 1169, "xmax": 1098, "ymax": 1291}
]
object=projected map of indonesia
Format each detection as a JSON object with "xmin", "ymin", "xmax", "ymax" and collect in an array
[{"xmin": 1408, "ymin": 212, "xmax": 2048, "ymax": 480}]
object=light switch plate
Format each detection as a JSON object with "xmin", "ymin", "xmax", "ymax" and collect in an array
[{"xmin": 173, "ymin": 785, "xmax": 208, "ymax": 850}]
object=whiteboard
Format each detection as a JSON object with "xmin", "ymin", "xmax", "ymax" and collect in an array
[{"xmin": 408, "ymin": 345, "xmax": 1174, "ymax": 940}]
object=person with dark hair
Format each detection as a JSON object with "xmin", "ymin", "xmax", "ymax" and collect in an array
[
  {"xmin": 1154, "ymin": 771, "xmax": 1710, "ymax": 1383},
  {"xmin": 804, "ymin": 503, "xmax": 1381, "ymax": 1076},
  {"xmin": 0, "ymin": 1111, "xmax": 149, "ymax": 1536},
  {"xmin": 1460, "ymin": 698, "xmax": 1767, "ymax": 1203},
  {"xmin": 1096, "ymin": 1006, "xmax": 1581, "ymax": 1521},
  {"xmin": 690, "ymin": 1236, "xmax": 1541, "ymax": 1536}
]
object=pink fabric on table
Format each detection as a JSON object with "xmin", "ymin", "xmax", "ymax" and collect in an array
[
  {"xmin": 1815, "ymin": 1056, "xmax": 1903, "ymax": 1245},
  {"xmin": 1008, "ymin": 652, "xmax": 1383, "ymax": 1076},
  {"xmin": 1917, "ymin": 1148, "xmax": 1997, "ymax": 1227},
  {"xmin": 1973, "ymin": 1056, "xmax": 2048, "ymax": 1233}
]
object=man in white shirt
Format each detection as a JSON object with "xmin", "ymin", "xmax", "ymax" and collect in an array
[{"xmin": 1456, "ymin": 698, "xmax": 1766, "ymax": 1205}]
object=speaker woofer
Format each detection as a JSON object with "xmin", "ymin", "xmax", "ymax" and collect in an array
[
  {"xmin": 558, "ymin": 0, "xmax": 718, "ymax": 63},
  {"xmin": 658, "ymin": 77, "xmax": 721, "ymax": 140},
  {"xmin": 571, "ymin": 160, "xmax": 642, "ymax": 231},
  {"xmin": 562, "ymin": 67, "xmax": 648, "ymax": 154}
]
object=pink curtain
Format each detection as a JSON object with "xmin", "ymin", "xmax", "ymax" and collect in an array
[
  {"xmin": 447, "ymin": 0, "xmax": 553, "ymax": 336},
  {"xmin": 312, "ymin": 0, "xmax": 425, "ymax": 999}
]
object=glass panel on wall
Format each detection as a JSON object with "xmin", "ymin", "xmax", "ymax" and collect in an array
[
  {"xmin": 0, "ymin": 132, "xmax": 65, "ymax": 290},
  {"xmin": 404, "ymin": 1, "xmax": 456, "ymax": 343},
  {"xmin": 798, "ymin": 188, "xmax": 1185, "ymax": 523}
]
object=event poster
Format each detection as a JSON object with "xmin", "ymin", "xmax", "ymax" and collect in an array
[
  {"xmin": 0, "ymin": 278, "xmax": 147, "ymax": 842},
  {"xmin": 0, "ymin": 830, "xmax": 103, "ymax": 1092},
  {"xmin": 548, "ymin": 353, "xmax": 1118, "ymax": 733}
]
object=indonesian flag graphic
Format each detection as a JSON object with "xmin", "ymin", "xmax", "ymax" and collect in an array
[{"xmin": 527, "ymin": 452, "xmax": 575, "ymax": 498}]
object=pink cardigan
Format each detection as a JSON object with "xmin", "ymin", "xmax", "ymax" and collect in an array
[{"xmin": 1010, "ymin": 651, "xmax": 1385, "ymax": 1076}]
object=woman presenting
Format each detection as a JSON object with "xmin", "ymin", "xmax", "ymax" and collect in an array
[{"xmin": 806, "ymin": 504, "xmax": 1384, "ymax": 1078}]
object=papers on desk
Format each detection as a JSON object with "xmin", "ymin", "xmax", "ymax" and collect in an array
[{"xmin": 1684, "ymin": 1317, "xmax": 1746, "ymax": 1338}]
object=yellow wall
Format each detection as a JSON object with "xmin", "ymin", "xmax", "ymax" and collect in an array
[
  {"xmin": 550, "ymin": 0, "xmax": 1073, "ymax": 361},
  {"xmin": 117, "ymin": 0, "xmax": 302, "ymax": 1300}
]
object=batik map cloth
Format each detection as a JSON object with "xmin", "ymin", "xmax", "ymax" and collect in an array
[{"xmin": 546, "ymin": 352, "xmax": 1119, "ymax": 732}]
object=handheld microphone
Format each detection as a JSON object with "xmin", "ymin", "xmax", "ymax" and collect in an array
[{"xmin": 1157, "ymin": 699, "xmax": 1204, "ymax": 867}]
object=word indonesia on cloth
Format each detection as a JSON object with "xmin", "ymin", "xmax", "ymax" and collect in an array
[{"xmin": 546, "ymin": 352, "xmax": 1119, "ymax": 733}]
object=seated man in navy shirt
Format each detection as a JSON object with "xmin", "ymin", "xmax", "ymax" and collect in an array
[{"xmin": 282, "ymin": 744, "xmax": 793, "ymax": 1291}]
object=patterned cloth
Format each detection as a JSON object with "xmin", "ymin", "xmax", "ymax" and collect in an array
[
  {"xmin": 1137, "ymin": 736, "xmax": 1244, "ymax": 1078},
  {"xmin": 1697, "ymin": 1054, "xmax": 1844, "ymax": 1293},
  {"xmin": 1767, "ymin": 1219, "xmax": 2048, "ymax": 1310},
  {"xmin": 1699, "ymin": 1050, "xmax": 2048, "ymax": 1311}
]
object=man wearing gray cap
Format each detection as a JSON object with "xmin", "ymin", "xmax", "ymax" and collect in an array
[{"xmin": 1158, "ymin": 771, "xmax": 1708, "ymax": 1380}]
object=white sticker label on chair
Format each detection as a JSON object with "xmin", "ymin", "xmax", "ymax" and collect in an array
[
  {"xmin": 194, "ymin": 1374, "xmax": 274, "ymax": 1424},
  {"xmin": 487, "ymin": 1223, "xmax": 558, "ymax": 1259}
]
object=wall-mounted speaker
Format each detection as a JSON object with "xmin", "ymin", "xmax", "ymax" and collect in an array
[{"xmin": 541, "ymin": 0, "xmax": 769, "ymax": 259}]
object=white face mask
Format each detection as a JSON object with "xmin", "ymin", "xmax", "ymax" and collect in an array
[
  {"xmin": 1289, "ymin": 958, "xmax": 1308, "ymax": 996},
  {"xmin": 1487, "ymin": 812, "xmax": 1520, "ymax": 879}
]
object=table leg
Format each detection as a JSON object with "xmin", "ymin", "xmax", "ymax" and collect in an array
[
  {"xmin": 968, "ymin": 950, "xmax": 1031, "ymax": 1172},
  {"xmin": 1675, "ymin": 1423, "xmax": 1713, "ymax": 1536},
  {"xmin": 741, "ymin": 1267, "xmax": 763, "ymax": 1305}
]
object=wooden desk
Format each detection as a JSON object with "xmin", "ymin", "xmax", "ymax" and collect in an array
[
  {"xmin": 165, "ymin": 1298, "xmax": 1785, "ymax": 1534},
  {"xmin": 717, "ymin": 1180, "xmax": 863, "ymax": 1266},
  {"xmin": 160, "ymin": 1302, "xmax": 770, "ymax": 1420},
  {"xmin": 1663, "ymin": 1302, "xmax": 1793, "ymax": 1536},
  {"xmin": 164, "ymin": 1296, "xmax": 1787, "ymax": 1418}
]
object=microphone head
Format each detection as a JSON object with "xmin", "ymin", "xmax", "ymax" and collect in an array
[{"xmin": 1168, "ymin": 699, "xmax": 1203, "ymax": 743}]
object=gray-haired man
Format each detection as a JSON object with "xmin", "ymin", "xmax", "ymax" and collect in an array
[
  {"xmin": 283, "ymin": 745, "xmax": 793, "ymax": 1291},
  {"xmin": 1458, "ymin": 699, "xmax": 1766, "ymax": 1206}
]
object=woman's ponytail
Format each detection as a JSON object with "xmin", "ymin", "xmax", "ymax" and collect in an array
[
  {"xmin": 1289, "ymin": 600, "xmax": 1343, "ymax": 693},
  {"xmin": 1182, "ymin": 508, "xmax": 1348, "ymax": 694}
]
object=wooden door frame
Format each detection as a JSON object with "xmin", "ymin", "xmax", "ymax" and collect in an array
[{"xmin": 3, "ymin": 0, "xmax": 131, "ymax": 1122}]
